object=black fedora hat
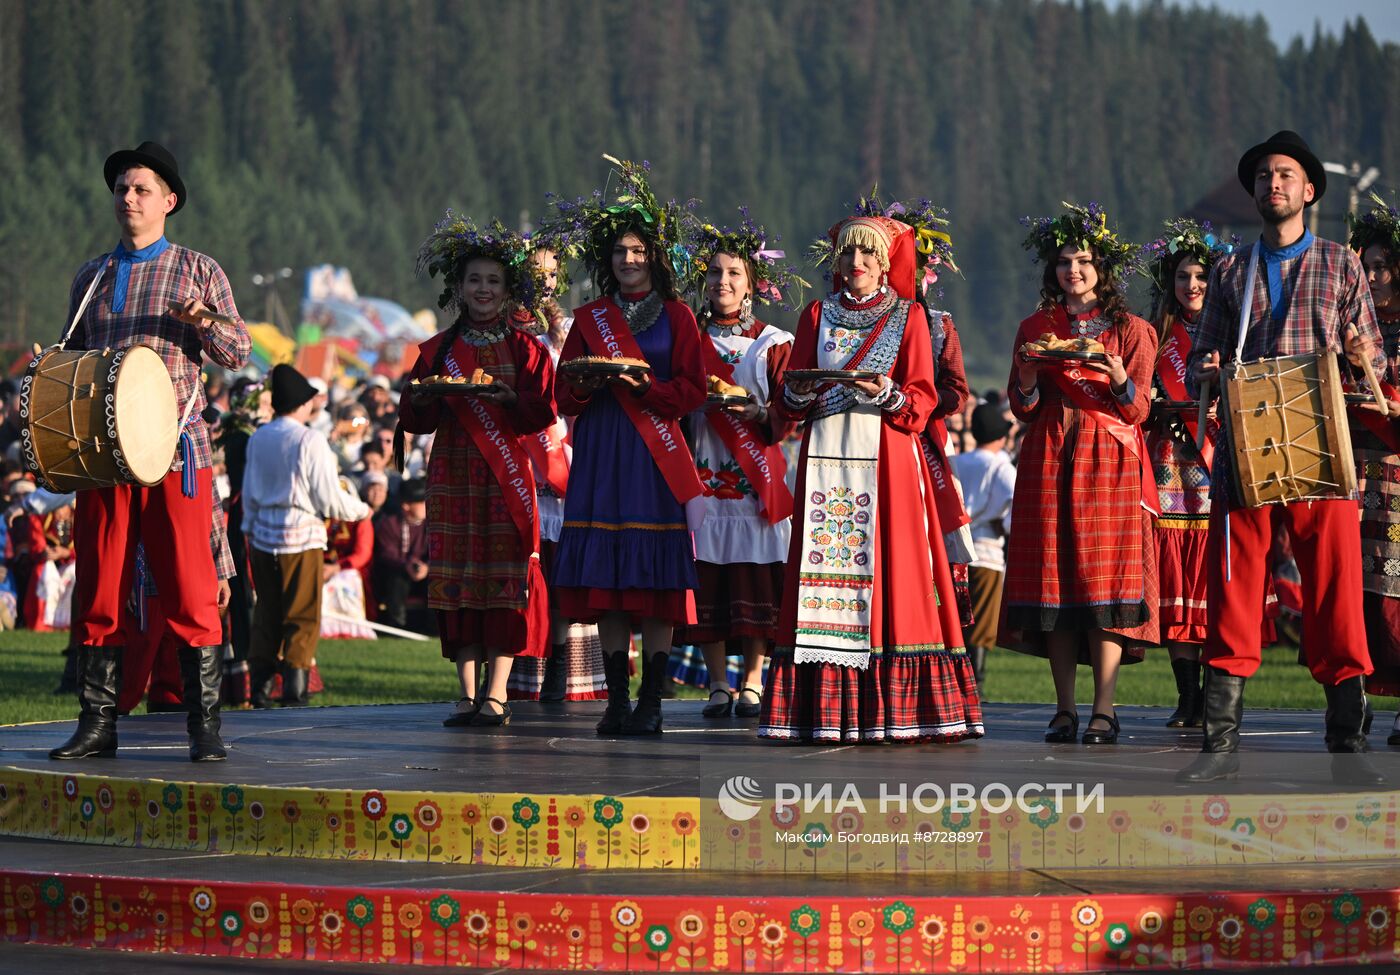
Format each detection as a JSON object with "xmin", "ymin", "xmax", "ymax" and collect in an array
[
  {"xmin": 104, "ymin": 141, "xmax": 187, "ymax": 214},
  {"xmin": 1236, "ymin": 130, "xmax": 1326, "ymax": 206}
]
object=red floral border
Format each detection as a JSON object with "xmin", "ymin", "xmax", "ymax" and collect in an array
[{"xmin": 3, "ymin": 869, "xmax": 1398, "ymax": 970}]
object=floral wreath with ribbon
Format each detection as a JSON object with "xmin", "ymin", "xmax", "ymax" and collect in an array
[
  {"xmin": 808, "ymin": 188, "xmax": 958, "ymax": 298},
  {"xmin": 416, "ymin": 212, "xmax": 541, "ymax": 319},
  {"xmin": 1347, "ymin": 192, "xmax": 1400, "ymax": 261},
  {"xmin": 1138, "ymin": 217, "xmax": 1237, "ymax": 307},
  {"xmin": 689, "ymin": 207, "xmax": 809, "ymax": 311},
  {"xmin": 1020, "ymin": 201, "xmax": 1141, "ymax": 280},
  {"xmin": 542, "ymin": 154, "xmax": 698, "ymax": 289}
]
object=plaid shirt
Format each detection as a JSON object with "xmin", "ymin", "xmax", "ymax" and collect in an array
[
  {"xmin": 1188, "ymin": 235, "xmax": 1383, "ymax": 389},
  {"xmin": 66, "ymin": 242, "xmax": 251, "ymax": 471}
]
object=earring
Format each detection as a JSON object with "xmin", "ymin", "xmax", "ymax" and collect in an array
[
  {"xmin": 700, "ymin": 300, "xmax": 713, "ymax": 323},
  {"xmin": 739, "ymin": 295, "xmax": 754, "ymax": 328},
  {"xmin": 880, "ymin": 272, "xmax": 889, "ymax": 295}
]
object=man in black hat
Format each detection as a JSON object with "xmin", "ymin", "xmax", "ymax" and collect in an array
[
  {"xmin": 1185, "ymin": 130, "xmax": 1386, "ymax": 783},
  {"xmin": 51, "ymin": 142, "xmax": 250, "ymax": 763},
  {"xmin": 242, "ymin": 364, "xmax": 371, "ymax": 707}
]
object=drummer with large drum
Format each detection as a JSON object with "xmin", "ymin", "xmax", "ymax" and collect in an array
[
  {"xmin": 48, "ymin": 141, "xmax": 250, "ymax": 763},
  {"xmin": 1183, "ymin": 130, "xmax": 1386, "ymax": 784}
]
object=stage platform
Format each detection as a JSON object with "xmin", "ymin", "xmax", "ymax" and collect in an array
[{"xmin": 2, "ymin": 701, "xmax": 1398, "ymax": 971}]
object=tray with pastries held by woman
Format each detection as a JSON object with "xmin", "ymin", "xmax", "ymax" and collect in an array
[
  {"xmin": 705, "ymin": 374, "xmax": 751, "ymax": 408},
  {"xmin": 557, "ymin": 355, "xmax": 652, "ymax": 380},
  {"xmin": 408, "ymin": 367, "xmax": 499, "ymax": 395},
  {"xmin": 1019, "ymin": 332, "xmax": 1108, "ymax": 364}
]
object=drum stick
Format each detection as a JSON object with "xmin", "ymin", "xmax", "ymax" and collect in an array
[
  {"xmin": 1355, "ymin": 338, "xmax": 1390, "ymax": 417},
  {"xmin": 1195, "ymin": 376, "xmax": 1211, "ymax": 452},
  {"xmin": 167, "ymin": 301, "xmax": 237, "ymax": 328}
]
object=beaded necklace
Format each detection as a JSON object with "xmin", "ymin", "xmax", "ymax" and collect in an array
[
  {"xmin": 460, "ymin": 316, "xmax": 509, "ymax": 346},
  {"xmin": 618, "ymin": 291, "xmax": 663, "ymax": 333}
]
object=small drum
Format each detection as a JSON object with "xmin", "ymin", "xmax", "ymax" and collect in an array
[
  {"xmin": 20, "ymin": 345, "xmax": 179, "ymax": 492},
  {"xmin": 1220, "ymin": 353, "xmax": 1356, "ymax": 507}
]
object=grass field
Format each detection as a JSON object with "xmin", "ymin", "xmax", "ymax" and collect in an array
[{"xmin": 0, "ymin": 630, "xmax": 1343, "ymax": 727}]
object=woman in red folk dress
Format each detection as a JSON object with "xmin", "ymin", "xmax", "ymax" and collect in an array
[
  {"xmin": 1139, "ymin": 219, "xmax": 1237, "ymax": 728},
  {"xmin": 758, "ymin": 214, "xmax": 983, "ymax": 743},
  {"xmin": 398, "ymin": 216, "xmax": 556, "ymax": 727},
  {"xmin": 1002, "ymin": 203, "xmax": 1159, "ymax": 746}
]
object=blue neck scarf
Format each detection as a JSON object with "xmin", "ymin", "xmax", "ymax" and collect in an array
[
  {"xmin": 1259, "ymin": 230, "xmax": 1313, "ymax": 323},
  {"xmin": 110, "ymin": 236, "xmax": 170, "ymax": 313}
]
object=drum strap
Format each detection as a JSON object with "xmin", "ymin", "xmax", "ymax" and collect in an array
[
  {"xmin": 58, "ymin": 258, "xmax": 110, "ymax": 350},
  {"xmin": 1225, "ymin": 242, "xmax": 1262, "ymax": 583}
]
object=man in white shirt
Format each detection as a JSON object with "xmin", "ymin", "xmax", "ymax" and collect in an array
[
  {"xmin": 949, "ymin": 400, "xmax": 1017, "ymax": 695},
  {"xmin": 244, "ymin": 365, "xmax": 371, "ymax": 706}
]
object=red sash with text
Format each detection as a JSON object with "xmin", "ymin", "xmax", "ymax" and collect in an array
[
  {"xmin": 522, "ymin": 424, "xmax": 570, "ymax": 496},
  {"xmin": 1157, "ymin": 319, "xmax": 1214, "ymax": 469},
  {"xmin": 920, "ymin": 418, "xmax": 972, "ymax": 532},
  {"xmin": 572, "ymin": 298, "xmax": 705, "ymax": 505},
  {"xmin": 441, "ymin": 340, "xmax": 548, "ymax": 656},
  {"xmin": 1038, "ymin": 309, "xmax": 1161, "ymax": 515},
  {"xmin": 700, "ymin": 341, "xmax": 793, "ymax": 524}
]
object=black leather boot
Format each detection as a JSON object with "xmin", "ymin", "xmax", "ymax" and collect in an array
[
  {"xmin": 595, "ymin": 651, "xmax": 632, "ymax": 735},
  {"xmin": 249, "ymin": 660, "xmax": 279, "ymax": 709},
  {"xmin": 622, "ymin": 651, "xmax": 668, "ymax": 735},
  {"xmin": 49, "ymin": 646, "xmax": 121, "ymax": 760},
  {"xmin": 538, "ymin": 647, "xmax": 568, "ymax": 703},
  {"xmin": 1175, "ymin": 667, "xmax": 1244, "ymax": 783},
  {"xmin": 280, "ymin": 667, "xmax": 309, "ymax": 707},
  {"xmin": 1324, "ymin": 676, "xmax": 1385, "ymax": 786},
  {"xmin": 1166, "ymin": 658, "xmax": 1203, "ymax": 729},
  {"xmin": 181, "ymin": 646, "xmax": 227, "ymax": 762}
]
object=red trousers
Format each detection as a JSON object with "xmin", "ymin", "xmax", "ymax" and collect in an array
[
  {"xmin": 74, "ymin": 469, "xmax": 221, "ymax": 649},
  {"xmin": 118, "ymin": 596, "xmax": 185, "ymax": 714},
  {"xmin": 1204, "ymin": 496, "xmax": 1369, "ymax": 683}
]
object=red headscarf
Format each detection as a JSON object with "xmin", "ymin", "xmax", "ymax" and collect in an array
[{"xmin": 827, "ymin": 215, "xmax": 917, "ymax": 301}]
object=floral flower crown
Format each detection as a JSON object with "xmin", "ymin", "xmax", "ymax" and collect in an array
[
  {"xmin": 689, "ymin": 208, "xmax": 809, "ymax": 309},
  {"xmin": 1347, "ymin": 192, "xmax": 1400, "ymax": 260},
  {"xmin": 1138, "ymin": 218, "xmax": 1238, "ymax": 306},
  {"xmin": 808, "ymin": 188, "xmax": 959, "ymax": 297},
  {"xmin": 1020, "ymin": 201, "xmax": 1141, "ymax": 280},
  {"xmin": 416, "ymin": 212, "xmax": 539, "ymax": 317},
  {"xmin": 542, "ymin": 154, "xmax": 698, "ymax": 288}
]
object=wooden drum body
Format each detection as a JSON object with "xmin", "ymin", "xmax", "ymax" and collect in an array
[
  {"xmin": 19, "ymin": 345, "xmax": 178, "ymax": 492},
  {"xmin": 1220, "ymin": 353, "xmax": 1356, "ymax": 507}
]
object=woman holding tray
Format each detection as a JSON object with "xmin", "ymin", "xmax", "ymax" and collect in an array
[
  {"xmin": 543, "ymin": 157, "xmax": 706, "ymax": 736},
  {"xmin": 757, "ymin": 213, "xmax": 983, "ymax": 743},
  {"xmin": 397, "ymin": 217, "xmax": 557, "ymax": 728},
  {"xmin": 675, "ymin": 215, "xmax": 802, "ymax": 719},
  {"xmin": 1139, "ymin": 220, "xmax": 1235, "ymax": 728},
  {"xmin": 1001, "ymin": 203, "xmax": 1158, "ymax": 745}
]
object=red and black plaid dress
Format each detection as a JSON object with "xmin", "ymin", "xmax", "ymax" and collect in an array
[
  {"xmin": 397, "ymin": 324, "xmax": 556, "ymax": 657},
  {"xmin": 999, "ymin": 307, "xmax": 1160, "ymax": 661},
  {"xmin": 1353, "ymin": 314, "xmax": 1400, "ymax": 695}
]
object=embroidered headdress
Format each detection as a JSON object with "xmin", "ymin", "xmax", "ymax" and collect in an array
[
  {"xmin": 1020, "ymin": 201, "xmax": 1141, "ymax": 280},
  {"xmin": 809, "ymin": 189, "xmax": 957, "ymax": 300},
  {"xmin": 415, "ymin": 212, "xmax": 539, "ymax": 317},
  {"xmin": 689, "ymin": 208, "xmax": 808, "ymax": 309},
  {"xmin": 1347, "ymin": 192, "xmax": 1400, "ymax": 260},
  {"xmin": 1138, "ymin": 218, "xmax": 1237, "ymax": 306}
]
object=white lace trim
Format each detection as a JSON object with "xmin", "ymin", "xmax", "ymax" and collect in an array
[{"xmin": 792, "ymin": 645, "xmax": 871, "ymax": 670}]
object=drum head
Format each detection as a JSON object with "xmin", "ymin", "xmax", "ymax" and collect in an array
[{"xmin": 113, "ymin": 346, "xmax": 179, "ymax": 486}]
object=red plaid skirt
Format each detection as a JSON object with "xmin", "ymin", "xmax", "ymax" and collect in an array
[
  {"xmin": 1365, "ymin": 592, "xmax": 1400, "ymax": 697},
  {"xmin": 1156, "ymin": 522, "xmax": 1210, "ymax": 644},
  {"xmin": 758, "ymin": 647, "xmax": 983, "ymax": 744},
  {"xmin": 675, "ymin": 560, "xmax": 784, "ymax": 645}
]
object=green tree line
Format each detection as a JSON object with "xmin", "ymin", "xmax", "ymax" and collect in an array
[{"xmin": 1, "ymin": 0, "xmax": 1396, "ymax": 384}]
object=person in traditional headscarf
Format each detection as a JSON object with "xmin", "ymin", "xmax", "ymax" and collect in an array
[{"xmin": 758, "ymin": 213, "xmax": 983, "ymax": 743}]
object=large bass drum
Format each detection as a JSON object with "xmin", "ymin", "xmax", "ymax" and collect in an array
[{"xmin": 19, "ymin": 345, "xmax": 179, "ymax": 492}]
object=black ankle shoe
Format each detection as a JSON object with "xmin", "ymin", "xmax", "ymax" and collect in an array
[
  {"xmin": 1082, "ymin": 711, "xmax": 1120, "ymax": 745},
  {"xmin": 1044, "ymin": 710, "xmax": 1078, "ymax": 743},
  {"xmin": 471, "ymin": 697, "xmax": 512, "ymax": 727},
  {"xmin": 701, "ymin": 688, "xmax": 734, "ymax": 719},
  {"xmin": 1176, "ymin": 752, "xmax": 1241, "ymax": 783},
  {"xmin": 443, "ymin": 697, "xmax": 480, "ymax": 727}
]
